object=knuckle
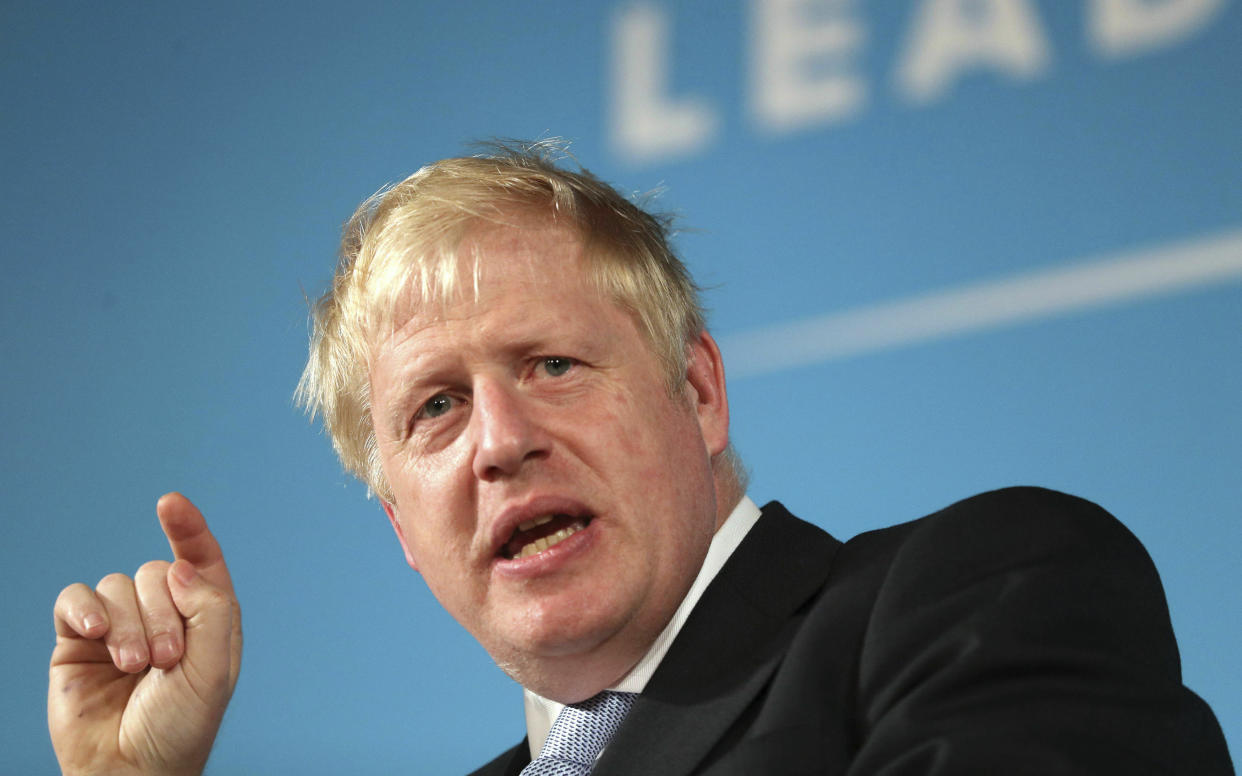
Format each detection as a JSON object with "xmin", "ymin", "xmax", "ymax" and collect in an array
[
  {"xmin": 53, "ymin": 584, "xmax": 101, "ymax": 630},
  {"xmin": 54, "ymin": 582, "xmax": 87, "ymax": 607},
  {"xmin": 135, "ymin": 559, "xmax": 171, "ymax": 580},
  {"xmin": 201, "ymin": 587, "xmax": 231, "ymax": 610},
  {"xmin": 97, "ymin": 571, "xmax": 133, "ymax": 591},
  {"xmin": 145, "ymin": 625, "xmax": 178, "ymax": 640},
  {"xmin": 102, "ymin": 623, "xmax": 140, "ymax": 643},
  {"xmin": 140, "ymin": 603, "xmax": 181, "ymax": 634},
  {"xmin": 139, "ymin": 599, "xmax": 178, "ymax": 625}
]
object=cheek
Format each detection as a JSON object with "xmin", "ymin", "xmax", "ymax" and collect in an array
[
  {"xmin": 391, "ymin": 448, "xmax": 478, "ymax": 554},
  {"xmin": 632, "ymin": 395, "xmax": 705, "ymax": 472},
  {"xmin": 405, "ymin": 514, "xmax": 486, "ymax": 619},
  {"xmin": 592, "ymin": 391, "xmax": 714, "ymax": 527},
  {"xmin": 572, "ymin": 392, "xmax": 682, "ymax": 489},
  {"xmin": 391, "ymin": 441, "xmax": 473, "ymax": 506}
]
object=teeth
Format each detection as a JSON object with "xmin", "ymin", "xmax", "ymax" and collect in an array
[
  {"xmin": 513, "ymin": 521, "xmax": 585, "ymax": 559},
  {"xmin": 517, "ymin": 514, "xmax": 556, "ymax": 532}
]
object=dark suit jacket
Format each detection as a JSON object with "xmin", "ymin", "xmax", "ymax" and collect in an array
[{"xmin": 470, "ymin": 487, "xmax": 1233, "ymax": 775}]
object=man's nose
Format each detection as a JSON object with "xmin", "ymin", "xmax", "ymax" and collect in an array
[{"xmin": 470, "ymin": 380, "xmax": 548, "ymax": 481}]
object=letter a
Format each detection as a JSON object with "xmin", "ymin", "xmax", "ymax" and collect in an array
[{"xmin": 896, "ymin": 0, "xmax": 1051, "ymax": 104}]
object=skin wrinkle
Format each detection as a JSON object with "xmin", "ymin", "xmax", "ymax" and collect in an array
[
  {"xmin": 376, "ymin": 306, "xmax": 609, "ymax": 446},
  {"xmin": 368, "ymin": 216, "xmax": 731, "ymax": 702},
  {"xmin": 296, "ymin": 151, "xmax": 722, "ymax": 503}
]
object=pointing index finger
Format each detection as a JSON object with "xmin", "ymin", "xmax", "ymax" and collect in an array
[{"xmin": 156, "ymin": 492, "xmax": 234, "ymax": 594}]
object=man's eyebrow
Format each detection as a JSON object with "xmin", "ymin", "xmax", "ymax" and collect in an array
[
  {"xmin": 380, "ymin": 365, "xmax": 430, "ymax": 439},
  {"xmin": 385, "ymin": 398, "xmax": 413, "ymax": 440}
]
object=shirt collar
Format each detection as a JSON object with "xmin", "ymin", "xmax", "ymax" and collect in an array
[{"xmin": 522, "ymin": 495, "xmax": 763, "ymax": 757}]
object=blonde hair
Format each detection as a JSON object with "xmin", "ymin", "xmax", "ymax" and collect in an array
[{"xmin": 296, "ymin": 140, "xmax": 718, "ymax": 501}]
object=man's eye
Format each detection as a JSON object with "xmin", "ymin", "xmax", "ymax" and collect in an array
[
  {"xmin": 541, "ymin": 357, "xmax": 575, "ymax": 377},
  {"xmin": 419, "ymin": 394, "xmax": 455, "ymax": 419}
]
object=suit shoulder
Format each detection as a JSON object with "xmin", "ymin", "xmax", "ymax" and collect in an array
[
  {"xmin": 851, "ymin": 486, "xmax": 1179, "ymax": 676},
  {"xmin": 937, "ymin": 485, "xmax": 1127, "ymax": 534},
  {"xmin": 833, "ymin": 486, "xmax": 1159, "ymax": 596},
  {"xmin": 807, "ymin": 489, "xmax": 1230, "ymax": 774},
  {"xmin": 874, "ymin": 486, "xmax": 1156, "ymax": 577}
]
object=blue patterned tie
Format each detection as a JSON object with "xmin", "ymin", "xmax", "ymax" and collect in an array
[{"xmin": 521, "ymin": 691, "xmax": 637, "ymax": 775}]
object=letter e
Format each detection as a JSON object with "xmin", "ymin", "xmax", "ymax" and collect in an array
[{"xmin": 752, "ymin": 0, "xmax": 867, "ymax": 132}]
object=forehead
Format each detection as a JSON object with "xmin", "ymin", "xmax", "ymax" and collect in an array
[
  {"xmin": 436, "ymin": 218, "xmax": 593, "ymax": 311},
  {"xmin": 371, "ymin": 218, "xmax": 608, "ymax": 353},
  {"xmin": 462, "ymin": 219, "xmax": 588, "ymax": 293}
]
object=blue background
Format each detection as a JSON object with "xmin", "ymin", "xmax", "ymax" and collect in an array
[{"xmin": 4, "ymin": 1, "xmax": 1238, "ymax": 772}]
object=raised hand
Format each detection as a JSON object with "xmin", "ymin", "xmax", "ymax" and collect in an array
[{"xmin": 48, "ymin": 493, "xmax": 242, "ymax": 776}]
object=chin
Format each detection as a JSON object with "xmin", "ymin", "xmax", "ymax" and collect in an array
[
  {"xmin": 503, "ymin": 581, "xmax": 632, "ymax": 646},
  {"xmin": 491, "ymin": 643, "xmax": 626, "ymax": 704},
  {"xmin": 480, "ymin": 608, "xmax": 632, "ymax": 687},
  {"xmin": 508, "ymin": 610, "xmax": 624, "ymax": 659}
]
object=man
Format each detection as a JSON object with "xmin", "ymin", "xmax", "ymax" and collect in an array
[{"xmin": 49, "ymin": 142, "xmax": 1233, "ymax": 775}]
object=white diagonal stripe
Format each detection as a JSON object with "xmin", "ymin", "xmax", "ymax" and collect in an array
[{"xmin": 721, "ymin": 227, "xmax": 1242, "ymax": 378}]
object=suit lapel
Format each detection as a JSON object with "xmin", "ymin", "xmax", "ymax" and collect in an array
[
  {"xmin": 465, "ymin": 738, "xmax": 529, "ymax": 776},
  {"xmin": 594, "ymin": 502, "xmax": 840, "ymax": 776}
]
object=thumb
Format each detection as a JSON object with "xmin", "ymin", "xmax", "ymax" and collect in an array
[{"xmin": 167, "ymin": 559, "xmax": 240, "ymax": 701}]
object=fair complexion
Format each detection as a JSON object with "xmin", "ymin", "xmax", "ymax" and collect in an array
[
  {"xmin": 371, "ymin": 219, "xmax": 732, "ymax": 703},
  {"xmin": 48, "ymin": 493, "xmax": 241, "ymax": 776}
]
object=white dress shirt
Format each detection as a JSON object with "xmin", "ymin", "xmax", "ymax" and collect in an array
[{"xmin": 522, "ymin": 496, "xmax": 763, "ymax": 757}]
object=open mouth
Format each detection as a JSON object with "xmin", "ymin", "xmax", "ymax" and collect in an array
[{"xmin": 501, "ymin": 513, "xmax": 592, "ymax": 560}]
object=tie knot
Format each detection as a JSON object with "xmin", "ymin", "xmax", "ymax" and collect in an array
[{"xmin": 523, "ymin": 691, "xmax": 637, "ymax": 775}]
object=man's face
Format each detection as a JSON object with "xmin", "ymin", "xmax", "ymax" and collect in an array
[{"xmin": 368, "ymin": 219, "xmax": 730, "ymax": 701}]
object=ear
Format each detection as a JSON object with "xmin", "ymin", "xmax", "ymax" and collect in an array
[
  {"xmin": 684, "ymin": 330, "xmax": 730, "ymax": 459},
  {"xmin": 382, "ymin": 501, "xmax": 420, "ymax": 572}
]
